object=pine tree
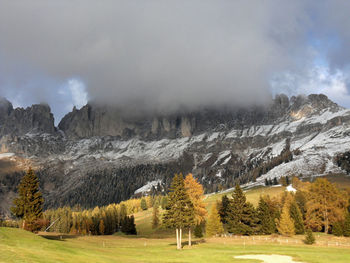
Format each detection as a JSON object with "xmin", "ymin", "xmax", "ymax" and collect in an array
[
  {"xmin": 11, "ymin": 168, "xmax": 44, "ymax": 232},
  {"xmin": 295, "ymin": 191, "xmax": 307, "ymax": 219},
  {"xmin": 290, "ymin": 201, "xmax": 304, "ymax": 234},
  {"xmin": 343, "ymin": 212, "xmax": 350, "ymax": 237},
  {"xmin": 277, "ymin": 201, "xmax": 295, "ymax": 236},
  {"xmin": 163, "ymin": 173, "xmax": 195, "ymax": 249},
  {"xmin": 257, "ymin": 196, "xmax": 275, "ymax": 235},
  {"xmin": 218, "ymin": 195, "xmax": 230, "ymax": 224},
  {"xmin": 184, "ymin": 173, "xmax": 207, "ymax": 247},
  {"xmin": 141, "ymin": 198, "xmax": 148, "ymax": 210},
  {"xmin": 332, "ymin": 221, "xmax": 343, "ymax": 236},
  {"xmin": 161, "ymin": 196, "xmax": 168, "ymax": 209},
  {"xmin": 206, "ymin": 204, "xmax": 224, "ymax": 237},
  {"xmin": 304, "ymin": 228, "xmax": 315, "ymax": 245},
  {"xmin": 226, "ymin": 184, "xmax": 258, "ymax": 235},
  {"xmin": 121, "ymin": 215, "xmax": 137, "ymax": 235},
  {"xmin": 152, "ymin": 206, "xmax": 160, "ymax": 229}
]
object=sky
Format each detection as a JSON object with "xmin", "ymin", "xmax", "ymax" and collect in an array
[{"xmin": 0, "ymin": 0, "xmax": 350, "ymax": 124}]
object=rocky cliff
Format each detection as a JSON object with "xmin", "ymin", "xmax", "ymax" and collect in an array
[
  {"xmin": 0, "ymin": 98, "xmax": 55, "ymax": 137},
  {"xmin": 0, "ymin": 93, "xmax": 349, "ymax": 216}
]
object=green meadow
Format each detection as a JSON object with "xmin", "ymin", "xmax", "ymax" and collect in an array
[
  {"xmin": 2, "ymin": 227, "xmax": 350, "ymax": 263},
  {"xmin": 2, "ymin": 185, "xmax": 350, "ymax": 262}
]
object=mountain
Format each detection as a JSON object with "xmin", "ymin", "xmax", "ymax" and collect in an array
[{"xmin": 0, "ymin": 94, "xmax": 349, "ymax": 216}]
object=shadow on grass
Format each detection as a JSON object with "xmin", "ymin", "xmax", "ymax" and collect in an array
[
  {"xmin": 40, "ymin": 234, "xmax": 79, "ymax": 241},
  {"xmin": 169, "ymin": 239, "xmax": 206, "ymax": 248}
]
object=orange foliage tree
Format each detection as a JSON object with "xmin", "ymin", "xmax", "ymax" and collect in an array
[{"xmin": 184, "ymin": 173, "xmax": 207, "ymax": 246}]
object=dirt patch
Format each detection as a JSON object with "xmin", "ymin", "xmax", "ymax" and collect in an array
[{"xmin": 235, "ymin": 254, "xmax": 304, "ymax": 263}]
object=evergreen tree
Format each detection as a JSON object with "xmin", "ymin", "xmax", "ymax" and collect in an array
[
  {"xmin": 218, "ymin": 195, "xmax": 230, "ymax": 224},
  {"xmin": 152, "ymin": 206, "xmax": 160, "ymax": 229},
  {"xmin": 289, "ymin": 201, "xmax": 304, "ymax": 234},
  {"xmin": 128, "ymin": 215, "xmax": 137, "ymax": 235},
  {"xmin": 161, "ymin": 196, "xmax": 168, "ymax": 210},
  {"xmin": 295, "ymin": 191, "xmax": 307, "ymax": 219},
  {"xmin": 11, "ymin": 168, "xmax": 44, "ymax": 232},
  {"xmin": 194, "ymin": 223, "xmax": 203, "ymax": 238},
  {"xmin": 163, "ymin": 173, "xmax": 195, "ymax": 249},
  {"xmin": 141, "ymin": 198, "xmax": 148, "ymax": 210},
  {"xmin": 332, "ymin": 221, "xmax": 343, "ymax": 236},
  {"xmin": 226, "ymin": 184, "xmax": 258, "ymax": 235},
  {"xmin": 286, "ymin": 176, "xmax": 290, "ymax": 185},
  {"xmin": 121, "ymin": 215, "xmax": 137, "ymax": 235},
  {"xmin": 304, "ymin": 229, "xmax": 315, "ymax": 245},
  {"xmin": 257, "ymin": 196, "xmax": 275, "ymax": 234},
  {"xmin": 277, "ymin": 201, "xmax": 295, "ymax": 236},
  {"xmin": 343, "ymin": 212, "xmax": 350, "ymax": 237},
  {"xmin": 273, "ymin": 177, "xmax": 278, "ymax": 185},
  {"xmin": 206, "ymin": 204, "xmax": 224, "ymax": 237}
]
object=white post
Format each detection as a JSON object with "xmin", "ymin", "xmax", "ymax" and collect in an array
[{"xmin": 176, "ymin": 229, "xmax": 179, "ymax": 249}]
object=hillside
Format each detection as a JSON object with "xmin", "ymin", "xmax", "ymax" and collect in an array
[{"xmin": 1, "ymin": 93, "xmax": 350, "ymax": 216}]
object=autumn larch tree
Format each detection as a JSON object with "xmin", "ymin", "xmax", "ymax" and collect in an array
[
  {"xmin": 184, "ymin": 173, "xmax": 207, "ymax": 247},
  {"xmin": 11, "ymin": 168, "xmax": 44, "ymax": 232},
  {"xmin": 306, "ymin": 178, "xmax": 348, "ymax": 233},
  {"xmin": 206, "ymin": 204, "xmax": 224, "ymax": 237},
  {"xmin": 277, "ymin": 198, "xmax": 295, "ymax": 237},
  {"xmin": 163, "ymin": 173, "xmax": 195, "ymax": 249}
]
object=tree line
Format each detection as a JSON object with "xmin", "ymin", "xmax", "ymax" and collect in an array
[{"xmin": 209, "ymin": 177, "xmax": 350, "ymax": 238}]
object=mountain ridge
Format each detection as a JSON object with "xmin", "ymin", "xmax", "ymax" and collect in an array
[{"xmin": 0, "ymin": 93, "xmax": 349, "ymax": 216}]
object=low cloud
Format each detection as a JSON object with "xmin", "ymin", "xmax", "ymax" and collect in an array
[{"xmin": 0, "ymin": 1, "xmax": 349, "ymax": 119}]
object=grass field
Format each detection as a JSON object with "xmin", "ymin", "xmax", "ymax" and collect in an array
[
  {"xmin": 1, "ymin": 227, "xmax": 350, "ymax": 263},
  {"xmin": 204, "ymin": 185, "xmax": 285, "ymax": 211},
  {"xmin": 2, "ymin": 184, "xmax": 350, "ymax": 262}
]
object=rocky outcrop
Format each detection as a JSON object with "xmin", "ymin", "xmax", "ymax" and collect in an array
[
  {"xmin": 0, "ymin": 98, "xmax": 56, "ymax": 137},
  {"xmin": 58, "ymin": 93, "xmax": 336, "ymax": 140},
  {"xmin": 0, "ymin": 93, "xmax": 349, "ymax": 216}
]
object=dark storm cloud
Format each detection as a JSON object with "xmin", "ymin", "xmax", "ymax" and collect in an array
[{"xmin": 0, "ymin": 0, "xmax": 349, "ymax": 117}]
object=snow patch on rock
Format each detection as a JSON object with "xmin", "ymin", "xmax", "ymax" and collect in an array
[{"xmin": 134, "ymin": 180, "xmax": 162, "ymax": 194}]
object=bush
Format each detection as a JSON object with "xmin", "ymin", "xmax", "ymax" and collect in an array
[{"xmin": 304, "ymin": 229, "xmax": 315, "ymax": 245}]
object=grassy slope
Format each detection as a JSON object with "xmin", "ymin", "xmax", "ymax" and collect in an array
[
  {"xmin": 3, "ymin": 184, "xmax": 350, "ymax": 262},
  {"xmin": 1, "ymin": 227, "xmax": 350, "ymax": 263}
]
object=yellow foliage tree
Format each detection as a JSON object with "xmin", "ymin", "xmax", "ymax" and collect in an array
[
  {"xmin": 277, "ymin": 199, "xmax": 295, "ymax": 237},
  {"xmin": 184, "ymin": 173, "xmax": 207, "ymax": 246},
  {"xmin": 206, "ymin": 204, "xmax": 224, "ymax": 237},
  {"xmin": 305, "ymin": 178, "xmax": 348, "ymax": 233}
]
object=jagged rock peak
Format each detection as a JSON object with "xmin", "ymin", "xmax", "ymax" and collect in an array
[
  {"xmin": 0, "ymin": 100, "xmax": 56, "ymax": 137},
  {"xmin": 57, "ymin": 93, "xmax": 343, "ymax": 140}
]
